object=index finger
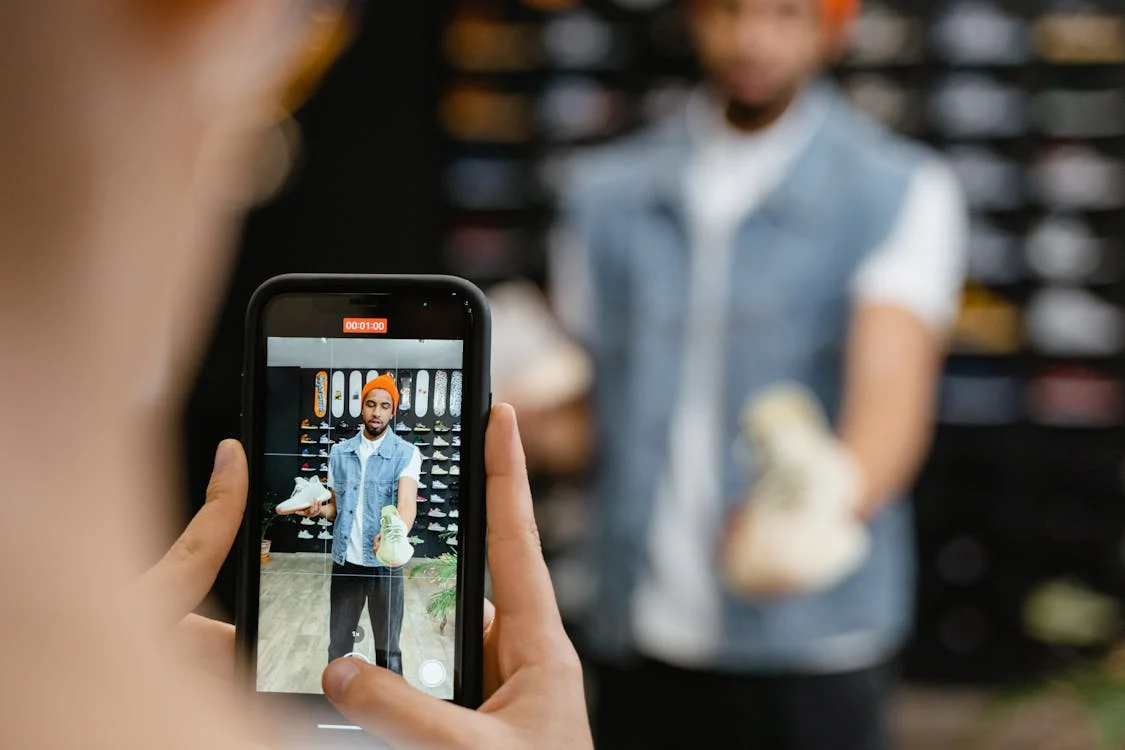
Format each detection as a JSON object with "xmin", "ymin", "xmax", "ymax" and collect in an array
[{"xmin": 484, "ymin": 404, "xmax": 566, "ymax": 647}]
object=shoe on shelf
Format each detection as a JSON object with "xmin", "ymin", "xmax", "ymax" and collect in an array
[
  {"xmin": 318, "ymin": 462, "xmax": 329, "ymax": 471},
  {"xmin": 432, "ymin": 451, "xmax": 450, "ymax": 461},
  {"xmin": 319, "ymin": 420, "xmax": 331, "ymax": 429},
  {"xmin": 320, "ymin": 434, "xmax": 333, "ymax": 444},
  {"xmin": 318, "ymin": 449, "xmax": 329, "ymax": 457},
  {"xmin": 451, "ymin": 452, "xmax": 461, "ymax": 462},
  {"xmin": 414, "ymin": 424, "xmax": 432, "ymax": 433},
  {"xmin": 395, "ymin": 421, "xmax": 410, "ymax": 432},
  {"xmin": 432, "ymin": 480, "xmax": 449, "ymax": 490},
  {"xmin": 446, "ymin": 523, "xmax": 458, "ymax": 532},
  {"xmin": 300, "ymin": 418, "xmax": 314, "ymax": 429},
  {"xmin": 431, "ymin": 494, "xmax": 446, "ymax": 504},
  {"xmin": 432, "ymin": 466, "xmax": 449, "ymax": 476},
  {"xmin": 277, "ymin": 476, "xmax": 331, "ymax": 513},
  {"xmin": 433, "ymin": 420, "xmax": 450, "ymax": 433},
  {"xmin": 300, "ymin": 516, "xmax": 316, "ymax": 526},
  {"xmin": 417, "ymin": 481, "xmax": 428, "ymax": 490},
  {"xmin": 317, "ymin": 518, "xmax": 330, "ymax": 527},
  {"xmin": 416, "ymin": 495, "xmax": 428, "ymax": 504},
  {"xmin": 300, "ymin": 433, "xmax": 315, "ymax": 444},
  {"xmin": 297, "ymin": 529, "xmax": 314, "ymax": 539},
  {"xmin": 446, "ymin": 538, "xmax": 458, "ymax": 546},
  {"xmin": 449, "ymin": 509, "xmax": 459, "ymax": 518},
  {"xmin": 450, "ymin": 466, "xmax": 460, "ymax": 476},
  {"xmin": 317, "ymin": 529, "xmax": 333, "ymax": 540},
  {"xmin": 413, "ymin": 438, "xmax": 432, "ymax": 446},
  {"xmin": 299, "ymin": 462, "xmax": 315, "ymax": 472},
  {"xmin": 376, "ymin": 505, "xmax": 414, "ymax": 567},
  {"xmin": 433, "ymin": 436, "xmax": 450, "ymax": 447},
  {"xmin": 452, "ymin": 423, "xmax": 461, "ymax": 432},
  {"xmin": 338, "ymin": 421, "xmax": 351, "ymax": 430},
  {"xmin": 408, "ymin": 536, "xmax": 424, "ymax": 545},
  {"xmin": 452, "ymin": 436, "xmax": 461, "ymax": 447},
  {"xmin": 301, "ymin": 448, "xmax": 312, "ymax": 457},
  {"xmin": 428, "ymin": 508, "xmax": 447, "ymax": 518},
  {"xmin": 427, "ymin": 522, "xmax": 446, "ymax": 532}
]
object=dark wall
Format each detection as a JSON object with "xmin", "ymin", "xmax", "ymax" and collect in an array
[{"xmin": 181, "ymin": 3, "xmax": 445, "ymax": 619}]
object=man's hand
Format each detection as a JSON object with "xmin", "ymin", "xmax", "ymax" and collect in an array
[
  {"xmin": 372, "ymin": 532, "xmax": 381, "ymax": 554},
  {"xmin": 295, "ymin": 501, "xmax": 323, "ymax": 519},
  {"xmin": 132, "ymin": 440, "xmax": 247, "ymax": 678},
  {"xmin": 321, "ymin": 404, "xmax": 593, "ymax": 750}
]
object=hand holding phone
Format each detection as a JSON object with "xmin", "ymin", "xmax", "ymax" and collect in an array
[{"xmin": 322, "ymin": 405, "xmax": 594, "ymax": 750}]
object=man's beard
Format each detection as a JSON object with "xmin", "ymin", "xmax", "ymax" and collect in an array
[
  {"xmin": 724, "ymin": 86, "xmax": 799, "ymax": 132},
  {"xmin": 364, "ymin": 422, "xmax": 387, "ymax": 439}
]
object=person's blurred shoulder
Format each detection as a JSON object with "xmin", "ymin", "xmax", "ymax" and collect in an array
[{"xmin": 552, "ymin": 109, "xmax": 689, "ymax": 210}]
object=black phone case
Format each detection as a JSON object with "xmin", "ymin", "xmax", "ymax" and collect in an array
[{"xmin": 236, "ymin": 273, "xmax": 490, "ymax": 713}]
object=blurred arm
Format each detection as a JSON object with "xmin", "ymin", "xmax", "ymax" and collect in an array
[
  {"xmin": 397, "ymin": 447, "xmax": 423, "ymax": 529},
  {"xmin": 838, "ymin": 159, "xmax": 969, "ymax": 519}
]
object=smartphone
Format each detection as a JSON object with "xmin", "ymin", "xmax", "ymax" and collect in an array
[{"xmin": 237, "ymin": 274, "xmax": 490, "ymax": 738}]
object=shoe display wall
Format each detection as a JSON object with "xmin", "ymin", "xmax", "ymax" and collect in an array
[{"xmin": 262, "ymin": 366, "xmax": 464, "ymax": 560}]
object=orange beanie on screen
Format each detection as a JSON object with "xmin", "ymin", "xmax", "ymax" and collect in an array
[{"xmin": 361, "ymin": 374, "xmax": 399, "ymax": 412}]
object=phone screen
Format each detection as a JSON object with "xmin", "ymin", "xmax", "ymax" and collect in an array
[{"xmin": 244, "ymin": 285, "xmax": 485, "ymax": 711}]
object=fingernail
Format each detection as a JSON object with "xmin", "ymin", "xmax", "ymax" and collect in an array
[
  {"xmin": 214, "ymin": 440, "xmax": 237, "ymax": 471},
  {"xmin": 323, "ymin": 658, "xmax": 362, "ymax": 701}
]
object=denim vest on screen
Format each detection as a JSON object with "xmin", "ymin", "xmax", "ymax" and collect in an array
[
  {"xmin": 564, "ymin": 81, "xmax": 935, "ymax": 672},
  {"xmin": 328, "ymin": 431, "xmax": 413, "ymax": 568}
]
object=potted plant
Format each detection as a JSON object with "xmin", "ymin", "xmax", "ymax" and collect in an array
[
  {"xmin": 410, "ymin": 550, "xmax": 458, "ymax": 633},
  {"xmin": 260, "ymin": 493, "xmax": 296, "ymax": 562}
]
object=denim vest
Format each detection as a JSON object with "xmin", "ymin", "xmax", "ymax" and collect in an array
[
  {"xmin": 565, "ymin": 81, "xmax": 933, "ymax": 672},
  {"xmin": 328, "ymin": 431, "xmax": 414, "ymax": 567}
]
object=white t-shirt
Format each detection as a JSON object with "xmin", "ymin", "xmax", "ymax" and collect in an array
[
  {"xmin": 551, "ymin": 86, "xmax": 969, "ymax": 666},
  {"xmin": 328, "ymin": 430, "xmax": 422, "ymax": 566}
]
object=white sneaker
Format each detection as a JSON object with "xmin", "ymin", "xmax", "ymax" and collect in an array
[
  {"xmin": 317, "ymin": 518, "xmax": 330, "ymax": 527},
  {"xmin": 450, "ymin": 466, "xmax": 460, "ymax": 476},
  {"xmin": 431, "ymin": 494, "xmax": 446, "ymax": 504},
  {"xmin": 432, "ymin": 465, "xmax": 449, "ymax": 475},
  {"xmin": 432, "ymin": 480, "xmax": 449, "ymax": 489},
  {"xmin": 276, "ymin": 476, "xmax": 331, "ymax": 514},
  {"xmin": 1027, "ymin": 216, "xmax": 1109, "ymax": 283},
  {"xmin": 1031, "ymin": 145, "xmax": 1125, "ymax": 210},
  {"xmin": 446, "ymin": 523, "xmax": 458, "ymax": 532},
  {"xmin": 375, "ymin": 506, "xmax": 414, "ymax": 567},
  {"xmin": 433, "ymin": 451, "xmax": 451, "ymax": 461},
  {"xmin": 433, "ymin": 436, "xmax": 451, "ymax": 447},
  {"xmin": 1026, "ymin": 288, "xmax": 1125, "ymax": 355},
  {"xmin": 427, "ymin": 522, "xmax": 446, "ymax": 532},
  {"xmin": 446, "ymin": 538, "xmax": 458, "ymax": 546},
  {"xmin": 317, "ymin": 530, "xmax": 333, "ymax": 540},
  {"xmin": 297, "ymin": 530, "xmax": 314, "ymax": 539},
  {"xmin": 320, "ymin": 434, "xmax": 333, "ymax": 444},
  {"xmin": 300, "ymin": 516, "xmax": 316, "ymax": 526},
  {"xmin": 428, "ymin": 508, "xmax": 447, "ymax": 518},
  {"xmin": 449, "ymin": 509, "xmax": 459, "ymax": 518}
]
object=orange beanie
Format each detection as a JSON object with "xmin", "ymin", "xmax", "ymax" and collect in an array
[
  {"xmin": 823, "ymin": 0, "xmax": 860, "ymax": 28},
  {"xmin": 361, "ymin": 374, "xmax": 400, "ymax": 412}
]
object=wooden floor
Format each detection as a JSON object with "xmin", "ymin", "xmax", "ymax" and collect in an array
[{"xmin": 257, "ymin": 552, "xmax": 455, "ymax": 698}]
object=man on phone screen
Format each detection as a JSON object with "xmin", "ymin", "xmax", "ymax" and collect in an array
[{"xmin": 299, "ymin": 374, "xmax": 421, "ymax": 674}]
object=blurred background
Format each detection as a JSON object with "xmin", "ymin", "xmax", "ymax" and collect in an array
[{"xmin": 184, "ymin": 0, "xmax": 1125, "ymax": 746}]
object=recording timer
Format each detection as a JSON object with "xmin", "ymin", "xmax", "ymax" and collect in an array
[{"xmin": 342, "ymin": 317, "xmax": 388, "ymax": 334}]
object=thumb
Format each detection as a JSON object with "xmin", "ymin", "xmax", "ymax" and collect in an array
[{"xmin": 322, "ymin": 658, "xmax": 488, "ymax": 749}]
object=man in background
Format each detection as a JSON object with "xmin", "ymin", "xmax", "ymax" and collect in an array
[{"xmin": 535, "ymin": 0, "xmax": 970, "ymax": 746}]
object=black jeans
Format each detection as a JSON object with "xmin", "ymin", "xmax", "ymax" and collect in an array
[
  {"xmin": 328, "ymin": 561, "xmax": 404, "ymax": 675},
  {"xmin": 591, "ymin": 655, "xmax": 895, "ymax": 750}
]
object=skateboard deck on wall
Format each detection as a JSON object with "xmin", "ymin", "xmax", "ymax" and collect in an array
[
  {"xmin": 450, "ymin": 371, "xmax": 462, "ymax": 418},
  {"xmin": 332, "ymin": 371, "xmax": 345, "ymax": 418},
  {"xmin": 349, "ymin": 370, "xmax": 362, "ymax": 417},
  {"xmin": 366, "ymin": 370, "xmax": 379, "ymax": 387},
  {"xmin": 399, "ymin": 374, "xmax": 413, "ymax": 411},
  {"xmin": 315, "ymin": 371, "xmax": 329, "ymax": 418},
  {"xmin": 415, "ymin": 370, "xmax": 430, "ymax": 418},
  {"xmin": 433, "ymin": 371, "xmax": 448, "ymax": 417}
]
